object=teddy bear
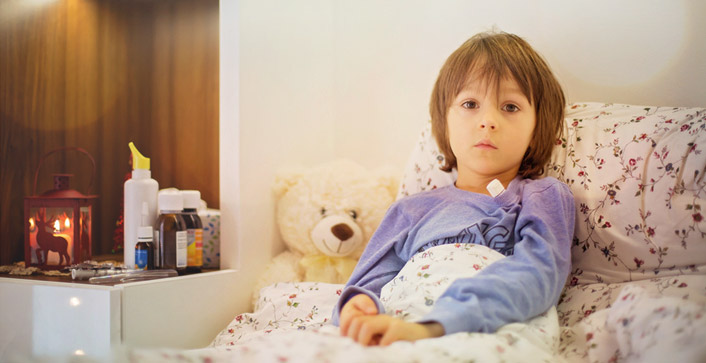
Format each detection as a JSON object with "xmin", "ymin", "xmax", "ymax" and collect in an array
[{"xmin": 253, "ymin": 159, "xmax": 398, "ymax": 303}]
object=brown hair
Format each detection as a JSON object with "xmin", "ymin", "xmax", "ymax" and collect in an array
[{"xmin": 430, "ymin": 32, "xmax": 565, "ymax": 179}]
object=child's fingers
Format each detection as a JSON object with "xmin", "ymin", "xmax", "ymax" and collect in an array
[
  {"xmin": 346, "ymin": 314, "xmax": 386, "ymax": 344},
  {"xmin": 344, "ymin": 313, "xmax": 365, "ymax": 340},
  {"xmin": 340, "ymin": 294, "xmax": 379, "ymax": 336},
  {"xmin": 339, "ymin": 309, "xmax": 363, "ymax": 337},
  {"xmin": 379, "ymin": 321, "xmax": 441, "ymax": 346},
  {"xmin": 379, "ymin": 319, "xmax": 405, "ymax": 346},
  {"xmin": 356, "ymin": 316, "xmax": 391, "ymax": 346}
]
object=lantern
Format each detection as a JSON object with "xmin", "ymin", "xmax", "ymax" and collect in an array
[{"xmin": 25, "ymin": 147, "xmax": 98, "ymax": 269}]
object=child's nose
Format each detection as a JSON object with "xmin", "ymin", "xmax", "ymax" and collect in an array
[
  {"xmin": 479, "ymin": 122, "xmax": 496, "ymax": 130},
  {"xmin": 479, "ymin": 108, "xmax": 498, "ymax": 130},
  {"xmin": 479, "ymin": 115, "xmax": 497, "ymax": 130}
]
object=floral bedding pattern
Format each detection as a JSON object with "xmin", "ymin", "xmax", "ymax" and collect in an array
[
  {"xmin": 393, "ymin": 102, "xmax": 706, "ymax": 361},
  {"xmin": 130, "ymin": 103, "xmax": 706, "ymax": 363},
  {"xmin": 557, "ymin": 274, "xmax": 706, "ymax": 362},
  {"xmin": 210, "ymin": 282, "xmax": 340, "ymax": 347},
  {"xmin": 397, "ymin": 124, "xmax": 457, "ymax": 199},
  {"xmin": 380, "ymin": 243, "xmax": 506, "ymax": 322},
  {"xmin": 131, "ymin": 279, "xmax": 706, "ymax": 363},
  {"xmin": 398, "ymin": 103, "xmax": 706, "ymax": 285},
  {"xmin": 546, "ymin": 103, "xmax": 706, "ymax": 285},
  {"xmin": 132, "ymin": 247, "xmax": 564, "ymax": 363}
]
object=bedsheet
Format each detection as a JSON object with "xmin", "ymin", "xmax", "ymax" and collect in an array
[
  {"xmin": 130, "ymin": 245, "xmax": 706, "ymax": 362},
  {"xmin": 558, "ymin": 274, "xmax": 706, "ymax": 363},
  {"xmin": 131, "ymin": 244, "xmax": 563, "ymax": 362}
]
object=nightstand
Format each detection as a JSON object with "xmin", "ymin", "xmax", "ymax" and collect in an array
[{"xmin": 0, "ymin": 270, "xmax": 241, "ymax": 360}]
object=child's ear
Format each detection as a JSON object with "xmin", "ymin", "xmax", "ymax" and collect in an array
[{"xmin": 272, "ymin": 167, "xmax": 305, "ymax": 200}]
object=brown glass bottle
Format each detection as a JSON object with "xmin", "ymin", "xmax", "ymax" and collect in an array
[
  {"xmin": 182, "ymin": 210, "xmax": 203, "ymax": 273},
  {"xmin": 156, "ymin": 191, "xmax": 187, "ymax": 274},
  {"xmin": 156, "ymin": 211, "xmax": 187, "ymax": 273},
  {"xmin": 181, "ymin": 190, "xmax": 203, "ymax": 274}
]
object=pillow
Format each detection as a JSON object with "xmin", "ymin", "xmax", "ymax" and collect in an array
[
  {"xmin": 398, "ymin": 103, "xmax": 706, "ymax": 285},
  {"xmin": 547, "ymin": 103, "xmax": 706, "ymax": 284},
  {"xmin": 397, "ymin": 123, "xmax": 456, "ymax": 199}
]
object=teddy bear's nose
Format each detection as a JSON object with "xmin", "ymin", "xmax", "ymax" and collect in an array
[{"xmin": 331, "ymin": 223, "xmax": 354, "ymax": 241}]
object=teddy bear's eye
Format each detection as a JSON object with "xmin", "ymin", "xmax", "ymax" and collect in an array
[
  {"xmin": 348, "ymin": 210, "xmax": 358, "ymax": 220},
  {"xmin": 320, "ymin": 207, "xmax": 327, "ymax": 217}
]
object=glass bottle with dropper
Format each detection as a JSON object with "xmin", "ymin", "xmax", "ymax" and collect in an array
[
  {"xmin": 135, "ymin": 202, "xmax": 155, "ymax": 270},
  {"xmin": 156, "ymin": 190, "xmax": 187, "ymax": 274}
]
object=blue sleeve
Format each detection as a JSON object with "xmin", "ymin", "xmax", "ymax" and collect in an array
[
  {"xmin": 330, "ymin": 203, "xmax": 411, "ymax": 326},
  {"xmin": 418, "ymin": 182, "xmax": 575, "ymax": 334}
]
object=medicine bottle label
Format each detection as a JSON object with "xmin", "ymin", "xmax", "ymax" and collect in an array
[
  {"xmin": 187, "ymin": 228, "xmax": 203, "ymax": 266},
  {"xmin": 176, "ymin": 230, "xmax": 187, "ymax": 268},
  {"xmin": 135, "ymin": 249, "xmax": 149, "ymax": 270}
]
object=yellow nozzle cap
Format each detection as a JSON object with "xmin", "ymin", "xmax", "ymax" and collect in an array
[{"xmin": 128, "ymin": 142, "xmax": 151, "ymax": 170}]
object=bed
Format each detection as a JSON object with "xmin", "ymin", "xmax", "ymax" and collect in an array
[{"xmin": 132, "ymin": 102, "xmax": 706, "ymax": 362}]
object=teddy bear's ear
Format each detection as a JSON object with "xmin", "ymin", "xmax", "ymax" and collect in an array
[
  {"xmin": 373, "ymin": 166, "xmax": 401, "ymax": 199},
  {"xmin": 272, "ymin": 167, "xmax": 305, "ymax": 200}
]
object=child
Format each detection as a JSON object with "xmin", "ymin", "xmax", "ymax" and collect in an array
[{"xmin": 332, "ymin": 31, "xmax": 575, "ymax": 346}]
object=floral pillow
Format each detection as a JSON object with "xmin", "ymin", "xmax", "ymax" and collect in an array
[
  {"xmin": 397, "ymin": 124, "xmax": 457, "ymax": 199},
  {"xmin": 397, "ymin": 103, "xmax": 706, "ymax": 285}
]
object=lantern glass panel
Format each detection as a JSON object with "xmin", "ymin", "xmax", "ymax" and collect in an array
[
  {"xmin": 79, "ymin": 206, "xmax": 92, "ymax": 262},
  {"xmin": 28, "ymin": 206, "xmax": 75, "ymax": 266}
]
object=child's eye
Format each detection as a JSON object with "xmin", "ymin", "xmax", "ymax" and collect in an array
[
  {"xmin": 502, "ymin": 104, "xmax": 520, "ymax": 112},
  {"xmin": 461, "ymin": 101, "xmax": 478, "ymax": 109}
]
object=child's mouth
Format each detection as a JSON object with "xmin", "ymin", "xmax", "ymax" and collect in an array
[{"xmin": 474, "ymin": 141, "xmax": 497, "ymax": 150}]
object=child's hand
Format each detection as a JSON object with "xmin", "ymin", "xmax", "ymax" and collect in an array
[
  {"xmin": 340, "ymin": 294, "xmax": 379, "ymax": 338},
  {"xmin": 348, "ymin": 315, "xmax": 445, "ymax": 346},
  {"xmin": 341, "ymin": 296, "xmax": 445, "ymax": 346}
]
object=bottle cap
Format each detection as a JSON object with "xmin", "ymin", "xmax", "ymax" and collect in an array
[
  {"xmin": 181, "ymin": 190, "xmax": 201, "ymax": 209},
  {"xmin": 129, "ymin": 142, "xmax": 151, "ymax": 170},
  {"xmin": 158, "ymin": 190, "xmax": 184, "ymax": 212},
  {"xmin": 137, "ymin": 226, "xmax": 153, "ymax": 241}
]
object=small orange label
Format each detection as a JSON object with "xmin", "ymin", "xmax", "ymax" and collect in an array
[{"xmin": 187, "ymin": 228, "xmax": 203, "ymax": 266}]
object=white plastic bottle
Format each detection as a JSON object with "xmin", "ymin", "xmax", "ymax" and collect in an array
[{"xmin": 124, "ymin": 142, "xmax": 159, "ymax": 269}]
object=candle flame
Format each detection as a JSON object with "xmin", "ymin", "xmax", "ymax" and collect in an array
[
  {"xmin": 65, "ymin": 218, "xmax": 71, "ymax": 228},
  {"xmin": 53, "ymin": 220, "xmax": 60, "ymax": 232},
  {"xmin": 29, "ymin": 218, "xmax": 35, "ymax": 229}
]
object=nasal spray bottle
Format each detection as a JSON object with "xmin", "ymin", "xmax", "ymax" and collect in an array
[{"xmin": 124, "ymin": 142, "xmax": 159, "ymax": 269}]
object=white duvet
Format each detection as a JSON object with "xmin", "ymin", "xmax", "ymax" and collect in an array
[
  {"xmin": 131, "ymin": 244, "xmax": 706, "ymax": 363},
  {"xmin": 133, "ymin": 244, "xmax": 564, "ymax": 362}
]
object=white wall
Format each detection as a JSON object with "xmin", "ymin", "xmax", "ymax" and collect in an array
[{"xmin": 220, "ymin": 0, "xmax": 706, "ymax": 308}]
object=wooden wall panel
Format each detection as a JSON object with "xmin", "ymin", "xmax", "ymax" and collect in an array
[{"xmin": 0, "ymin": 0, "xmax": 219, "ymax": 265}]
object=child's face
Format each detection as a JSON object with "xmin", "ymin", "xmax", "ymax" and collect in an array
[{"xmin": 447, "ymin": 75, "xmax": 536, "ymax": 186}]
